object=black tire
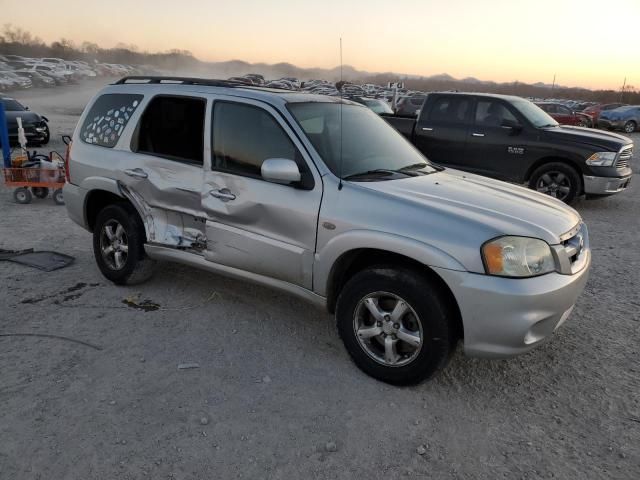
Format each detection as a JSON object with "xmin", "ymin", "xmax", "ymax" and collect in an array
[
  {"xmin": 624, "ymin": 121, "xmax": 637, "ymax": 134},
  {"xmin": 53, "ymin": 188, "xmax": 64, "ymax": 205},
  {"xmin": 41, "ymin": 123, "xmax": 50, "ymax": 145},
  {"xmin": 13, "ymin": 187, "xmax": 32, "ymax": 204},
  {"xmin": 32, "ymin": 187, "xmax": 49, "ymax": 199},
  {"xmin": 336, "ymin": 266, "xmax": 455, "ymax": 385},
  {"xmin": 529, "ymin": 162, "xmax": 582, "ymax": 204},
  {"xmin": 578, "ymin": 117, "xmax": 590, "ymax": 128},
  {"xmin": 92, "ymin": 203, "xmax": 156, "ymax": 285}
]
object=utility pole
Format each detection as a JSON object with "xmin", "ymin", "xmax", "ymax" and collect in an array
[
  {"xmin": 551, "ymin": 73, "xmax": 556, "ymax": 99},
  {"xmin": 620, "ymin": 77, "xmax": 626, "ymax": 102}
]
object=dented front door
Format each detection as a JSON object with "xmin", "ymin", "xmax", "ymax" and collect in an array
[{"xmin": 201, "ymin": 97, "xmax": 322, "ymax": 289}]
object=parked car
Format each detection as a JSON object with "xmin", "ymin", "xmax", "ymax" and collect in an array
[
  {"xmin": 0, "ymin": 71, "xmax": 32, "ymax": 89},
  {"xmin": 27, "ymin": 64, "xmax": 68, "ymax": 84},
  {"xmin": 582, "ymin": 103, "xmax": 626, "ymax": 125},
  {"xmin": 535, "ymin": 102, "xmax": 592, "ymax": 127},
  {"xmin": 383, "ymin": 92, "xmax": 633, "ymax": 203},
  {"xmin": 64, "ymin": 77, "xmax": 591, "ymax": 385},
  {"xmin": 351, "ymin": 96, "xmax": 393, "ymax": 114},
  {"xmin": 13, "ymin": 70, "xmax": 56, "ymax": 88},
  {"xmin": 0, "ymin": 95, "xmax": 50, "ymax": 145},
  {"xmin": 395, "ymin": 95, "xmax": 426, "ymax": 117},
  {"xmin": 598, "ymin": 106, "xmax": 640, "ymax": 133}
]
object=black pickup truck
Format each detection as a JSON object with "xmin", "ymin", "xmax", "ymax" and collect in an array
[{"xmin": 383, "ymin": 92, "xmax": 633, "ymax": 203}]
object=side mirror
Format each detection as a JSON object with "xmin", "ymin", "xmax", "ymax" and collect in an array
[
  {"xmin": 261, "ymin": 158, "xmax": 301, "ymax": 185},
  {"xmin": 501, "ymin": 119, "xmax": 522, "ymax": 132},
  {"xmin": 25, "ymin": 106, "xmax": 29, "ymax": 111}
]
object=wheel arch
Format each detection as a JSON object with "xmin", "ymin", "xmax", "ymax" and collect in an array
[
  {"xmin": 325, "ymin": 248, "xmax": 464, "ymax": 340},
  {"xmin": 524, "ymin": 157, "xmax": 585, "ymax": 193}
]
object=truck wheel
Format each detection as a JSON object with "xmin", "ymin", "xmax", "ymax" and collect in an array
[
  {"xmin": 624, "ymin": 121, "xmax": 637, "ymax": 133},
  {"xmin": 529, "ymin": 162, "xmax": 581, "ymax": 204},
  {"xmin": 93, "ymin": 203, "xmax": 156, "ymax": 285},
  {"xmin": 14, "ymin": 187, "xmax": 32, "ymax": 204},
  {"xmin": 32, "ymin": 187, "xmax": 49, "ymax": 199},
  {"xmin": 336, "ymin": 266, "xmax": 455, "ymax": 385}
]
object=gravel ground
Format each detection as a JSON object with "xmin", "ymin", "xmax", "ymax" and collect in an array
[{"xmin": 0, "ymin": 82, "xmax": 638, "ymax": 480}]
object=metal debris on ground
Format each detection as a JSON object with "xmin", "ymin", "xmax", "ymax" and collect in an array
[
  {"xmin": 0, "ymin": 248, "xmax": 74, "ymax": 271},
  {"xmin": 177, "ymin": 363, "xmax": 200, "ymax": 370}
]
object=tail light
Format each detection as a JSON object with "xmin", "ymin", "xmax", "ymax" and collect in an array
[{"xmin": 64, "ymin": 140, "xmax": 72, "ymax": 183}]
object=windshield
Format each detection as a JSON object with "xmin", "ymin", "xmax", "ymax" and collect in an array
[
  {"xmin": 512, "ymin": 99, "xmax": 559, "ymax": 128},
  {"xmin": 288, "ymin": 102, "xmax": 436, "ymax": 178},
  {"xmin": 0, "ymin": 98, "xmax": 25, "ymax": 111}
]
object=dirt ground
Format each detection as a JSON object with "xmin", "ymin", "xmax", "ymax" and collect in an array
[{"xmin": 1, "ymin": 82, "xmax": 638, "ymax": 480}]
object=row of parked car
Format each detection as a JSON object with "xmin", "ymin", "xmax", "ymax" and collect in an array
[{"xmin": 0, "ymin": 54, "xmax": 148, "ymax": 91}]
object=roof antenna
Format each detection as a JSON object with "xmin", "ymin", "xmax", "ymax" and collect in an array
[{"xmin": 338, "ymin": 37, "xmax": 344, "ymax": 191}]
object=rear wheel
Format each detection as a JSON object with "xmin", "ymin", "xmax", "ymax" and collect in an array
[
  {"xmin": 529, "ymin": 162, "xmax": 581, "ymax": 204},
  {"xmin": 578, "ymin": 117, "xmax": 591, "ymax": 128},
  {"xmin": 13, "ymin": 187, "xmax": 32, "ymax": 204},
  {"xmin": 93, "ymin": 203, "xmax": 156, "ymax": 285},
  {"xmin": 624, "ymin": 121, "xmax": 637, "ymax": 134},
  {"xmin": 336, "ymin": 266, "xmax": 455, "ymax": 385},
  {"xmin": 32, "ymin": 187, "xmax": 49, "ymax": 199}
]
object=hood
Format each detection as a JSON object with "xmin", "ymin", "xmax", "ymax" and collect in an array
[
  {"xmin": 542, "ymin": 125, "xmax": 631, "ymax": 150},
  {"xmin": 358, "ymin": 169, "xmax": 581, "ymax": 246},
  {"xmin": 4, "ymin": 111, "xmax": 44, "ymax": 128}
]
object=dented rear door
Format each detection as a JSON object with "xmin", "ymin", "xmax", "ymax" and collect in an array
[
  {"xmin": 201, "ymin": 96, "xmax": 322, "ymax": 289},
  {"xmin": 115, "ymin": 93, "xmax": 208, "ymax": 248}
]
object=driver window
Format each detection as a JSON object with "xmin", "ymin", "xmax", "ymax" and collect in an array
[
  {"xmin": 212, "ymin": 102, "xmax": 302, "ymax": 178},
  {"xmin": 475, "ymin": 100, "xmax": 517, "ymax": 127}
]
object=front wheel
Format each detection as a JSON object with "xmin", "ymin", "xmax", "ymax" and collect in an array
[
  {"xmin": 336, "ymin": 266, "xmax": 455, "ymax": 385},
  {"xmin": 578, "ymin": 117, "xmax": 591, "ymax": 128},
  {"xmin": 624, "ymin": 121, "xmax": 637, "ymax": 134},
  {"xmin": 14, "ymin": 187, "xmax": 32, "ymax": 204},
  {"xmin": 529, "ymin": 162, "xmax": 582, "ymax": 204},
  {"xmin": 93, "ymin": 203, "xmax": 156, "ymax": 285},
  {"xmin": 53, "ymin": 188, "xmax": 64, "ymax": 205}
]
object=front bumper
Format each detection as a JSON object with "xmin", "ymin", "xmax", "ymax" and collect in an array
[
  {"xmin": 433, "ymin": 251, "xmax": 590, "ymax": 357},
  {"xmin": 583, "ymin": 174, "xmax": 631, "ymax": 195},
  {"xmin": 598, "ymin": 119, "xmax": 624, "ymax": 130}
]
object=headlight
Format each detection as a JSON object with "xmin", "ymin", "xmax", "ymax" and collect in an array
[
  {"xmin": 586, "ymin": 151, "xmax": 617, "ymax": 167},
  {"xmin": 482, "ymin": 236, "xmax": 556, "ymax": 278}
]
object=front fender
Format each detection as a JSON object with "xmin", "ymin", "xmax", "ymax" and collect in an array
[{"xmin": 313, "ymin": 229, "xmax": 466, "ymax": 296}]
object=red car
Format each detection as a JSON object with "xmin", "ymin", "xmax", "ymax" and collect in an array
[
  {"xmin": 535, "ymin": 102, "xmax": 592, "ymax": 127},
  {"xmin": 582, "ymin": 103, "xmax": 627, "ymax": 125}
]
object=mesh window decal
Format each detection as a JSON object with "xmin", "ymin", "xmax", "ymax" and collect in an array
[{"xmin": 80, "ymin": 94, "xmax": 143, "ymax": 148}]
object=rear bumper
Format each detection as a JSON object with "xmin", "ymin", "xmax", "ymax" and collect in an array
[
  {"xmin": 433, "ymin": 254, "xmax": 590, "ymax": 357},
  {"xmin": 62, "ymin": 182, "xmax": 89, "ymax": 230},
  {"xmin": 583, "ymin": 174, "xmax": 632, "ymax": 195}
]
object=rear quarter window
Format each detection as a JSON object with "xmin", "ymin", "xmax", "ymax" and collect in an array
[{"xmin": 80, "ymin": 93, "xmax": 143, "ymax": 148}]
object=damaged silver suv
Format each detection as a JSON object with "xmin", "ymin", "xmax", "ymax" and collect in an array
[{"xmin": 64, "ymin": 77, "xmax": 591, "ymax": 384}]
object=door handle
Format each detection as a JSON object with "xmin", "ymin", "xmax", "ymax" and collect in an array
[
  {"xmin": 124, "ymin": 168, "xmax": 148, "ymax": 179},
  {"xmin": 471, "ymin": 133, "xmax": 485, "ymax": 137},
  {"xmin": 421, "ymin": 127, "xmax": 434, "ymax": 131},
  {"xmin": 209, "ymin": 188, "xmax": 236, "ymax": 202}
]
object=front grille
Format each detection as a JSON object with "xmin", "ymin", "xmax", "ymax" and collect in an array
[{"xmin": 617, "ymin": 146, "xmax": 633, "ymax": 169}]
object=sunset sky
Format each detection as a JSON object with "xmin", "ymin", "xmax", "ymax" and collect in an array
[{"xmin": 2, "ymin": 0, "xmax": 638, "ymax": 90}]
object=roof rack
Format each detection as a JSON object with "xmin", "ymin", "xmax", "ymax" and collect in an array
[{"xmin": 113, "ymin": 76, "xmax": 247, "ymax": 87}]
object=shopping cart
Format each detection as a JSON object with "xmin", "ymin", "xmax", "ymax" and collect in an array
[{"xmin": 2, "ymin": 152, "xmax": 66, "ymax": 205}]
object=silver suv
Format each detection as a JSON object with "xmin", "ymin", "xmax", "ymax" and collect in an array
[{"xmin": 63, "ymin": 77, "xmax": 591, "ymax": 384}]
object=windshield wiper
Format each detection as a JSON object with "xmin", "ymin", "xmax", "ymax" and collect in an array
[
  {"xmin": 343, "ymin": 169, "xmax": 414, "ymax": 180},
  {"xmin": 399, "ymin": 162, "xmax": 444, "ymax": 173}
]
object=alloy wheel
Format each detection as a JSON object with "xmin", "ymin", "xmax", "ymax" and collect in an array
[
  {"xmin": 100, "ymin": 220, "xmax": 129, "ymax": 270},
  {"xmin": 352, "ymin": 291, "xmax": 423, "ymax": 367},
  {"xmin": 535, "ymin": 171, "xmax": 572, "ymax": 201}
]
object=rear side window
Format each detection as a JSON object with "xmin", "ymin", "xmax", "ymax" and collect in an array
[
  {"xmin": 212, "ymin": 102, "xmax": 301, "ymax": 178},
  {"xmin": 428, "ymin": 97, "xmax": 470, "ymax": 123},
  {"xmin": 80, "ymin": 94, "xmax": 143, "ymax": 148},
  {"xmin": 135, "ymin": 95, "xmax": 205, "ymax": 164}
]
